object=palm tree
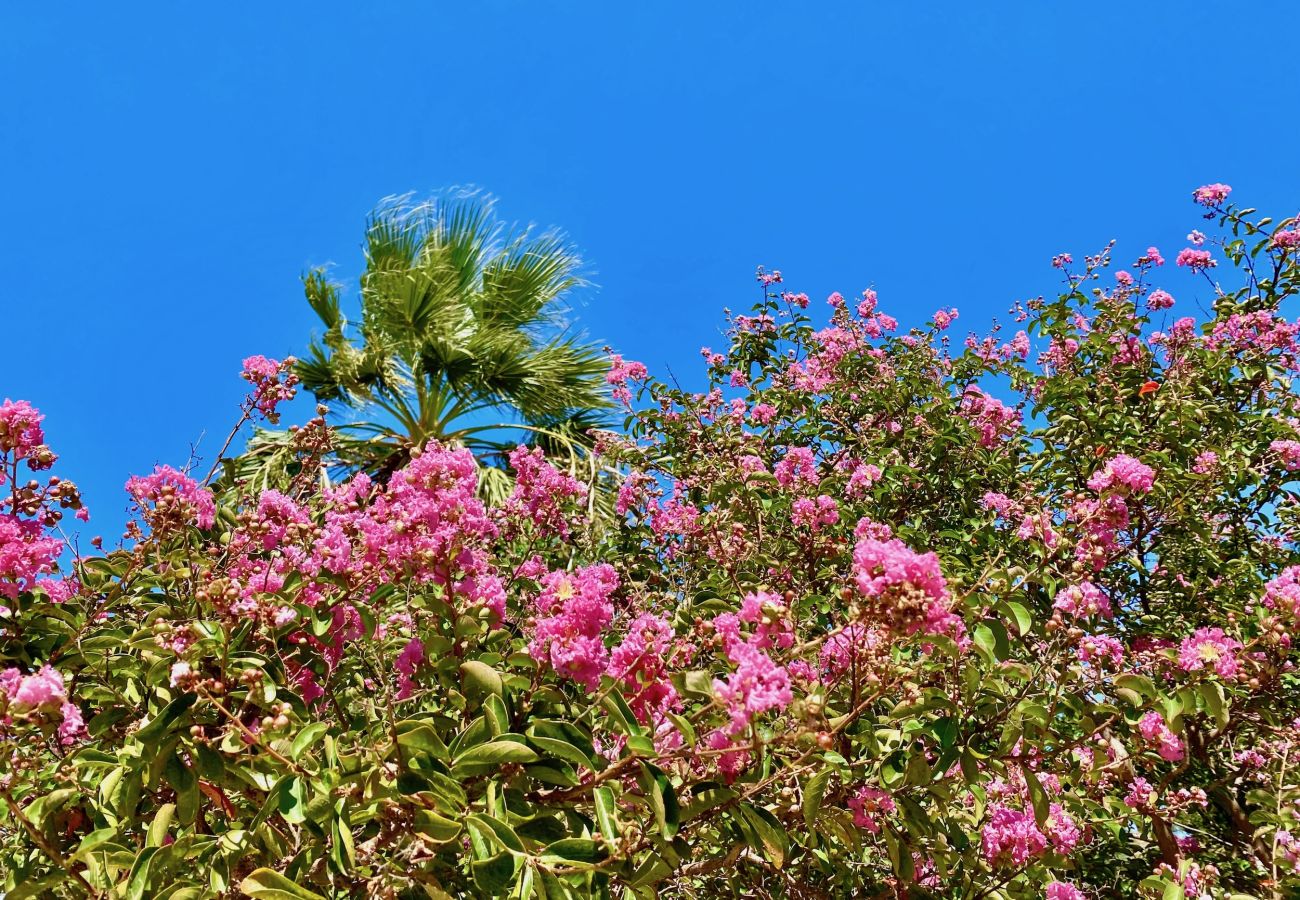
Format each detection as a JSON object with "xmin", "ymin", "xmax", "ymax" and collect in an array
[{"xmin": 234, "ymin": 191, "xmax": 615, "ymax": 507}]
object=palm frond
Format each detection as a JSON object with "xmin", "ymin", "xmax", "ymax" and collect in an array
[{"xmin": 240, "ymin": 190, "xmax": 619, "ymax": 507}]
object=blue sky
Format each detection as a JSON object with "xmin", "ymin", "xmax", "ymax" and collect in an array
[{"xmin": 3, "ymin": 3, "xmax": 1298, "ymax": 542}]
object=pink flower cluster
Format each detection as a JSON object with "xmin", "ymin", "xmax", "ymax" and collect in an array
[
  {"xmin": 1147, "ymin": 289, "xmax": 1175, "ymax": 311},
  {"xmin": 791, "ymin": 495, "xmax": 839, "ymax": 531},
  {"xmin": 240, "ymin": 356, "xmax": 299, "ymax": 423},
  {"xmin": 528, "ymin": 564, "xmax": 619, "ymax": 689},
  {"xmin": 0, "ymin": 665, "xmax": 84, "ymax": 745},
  {"xmin": 1054, "ymin": 581, "xmax": 1112, "ymax": 619},
  {"xmin": 959, "ymin": 386, "xmax": 1021, "ymax": 449},
  {"xmin": 1264, "ymin": 566, "xmax": 1300, "ymax": 620},
  {"xmin": 1138, "ymin": 711, "xmax": 1185, "ymax": 762},
  {"xmin": 0, "ymin": 516, "xmax": 62, "ymax": 601},
  {"xmin": 1177, "ymin": 627, "xmax": 1242, "ymax": 678},
  {"xmin": 1193, "ymin": 183, "xmax": 1232, "ymax": 206},
  {"xmin": 1176, "ymin": 248, "xmax": 1216, "ymax": 271},
  {"xmin": 1086, "ymin": 454, "xmax": 1155, "ymax": 495},
  {"xmin": 126, "ymin": 465, "xmax": 217, "ymax": 531},
  {"xmin": 1272, "ymin": 440, "xmax": 1300, "ymax": 471},
  {"xmin": 980, "ymin": 804, "xmax": 1047, "ymax": 867},
  {"xmin": 1273, "ymin": 229, "xmax": 1300, "ymax": 251},
  {"xmin": 606, "ymin": 354, "xmax": 648, "ymax": 405},
  {"xmin": 774, "ymin": 446, "xmax": 819, "ymax": 490},
  {"xmin": 506, "ymin": 445, "xmax": 587, "ymax": 537},
  {"xmin": 848, "ymin": 785, "xmax": 896, "ymax": 834},
  {"xmin": 607, "ymin": 613, "xmax": 681, "ymax": 728},
  {"xmin": 1077, "ymin": 634, "xmax": 1124, "ymax": 669},
  {"xmin": 852, "ymin": 523, "xmax": 964, "ymax": 639},
  {"xmin": 0, "ymin": 399, "xmax": 55, "ymax": 470}
]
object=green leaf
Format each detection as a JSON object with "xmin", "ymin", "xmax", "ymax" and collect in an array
[
  {"xmin": 460, "ymin": 660, "xmax": 505, "ymax": 702},
  {"xmin": 803, "ymin": 768, "xmax": 832, "ymax": 831},
  {"xmin": 124, "ymin": 847, "xmax": 159, "ymax": 900},
  {"xmin": 515, "ymin": 814, "xmax": 567, "ymax": 844},
  {"xmin": 593, "ymin": 786, "xmax": 621, "ymax": 844},
  {"xmin": 238, "ymin": 868, "xmax": 328, "ymax": 900},
  {"xmin": 134, "ymin": 693, "xmax": 197, "ymax": 746},
  {"xmin": 471, "ymin": 851, "xmax": 518, "ymax": 894},
  {"xmin": 452, "ymin": 739, "xmax": 539, "ymax": 776},
  {"xmin": 529, "ymin": 735, "xmax": 595, "ymax": 769},
  {"xmin": 637, "ymin": 761, "xmax": 679, "ymax": 838},
  {"xmin": 147, "ymin": 803, "xmax": 175, "ymax": 848},
  {"xmin": 290, "ymin": 722, "xmax": 330, "ymax": 760},
  {"xmin": 1001, "ymin": 601, "xmax": 1032, "ymax": 637},
  {"xmin": 395, "ymin": 719, "xmax": 450, "ymax": 761},
  {"xmin": 71, "ymin": 827, "xmax": 119, "ymax": 860},
  {"xmin": 414, "ymin": 809, "xmax": 463, "ymax": 842},
  {"xmin": 468, "ymin": 813, "xmax": 526, "ymax": 853},
  {"xmin": 1024, "ymin": 769, "xmax": 1050, "ymax": 827},
  {"xmin": 541, "ymin": 838, "xmax": 609, "ymax": 865},
  {"xmin": 600, "ymin": 689, "xmax": 643, "ymax": 738},
  {"xmin": 736, "ymin": 803, "xmax": 789, "ymax": 869}
]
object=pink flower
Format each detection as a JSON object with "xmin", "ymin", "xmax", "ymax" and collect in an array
[
  {"xmin": 1125, "ymin": 777, "xmax": 1155, "ymax": 809},
  {"xmin": 713, "ymin": 640, "xmax": 792, "ymax": 737},
  {"xmin": 1192, "ymin": 450, "xmax": 1218, "ymax": 474},
  {"xmin": 1115, "ymin": 270, "xmax": 1134, "ymax": 287},
  {"xmin": 606, "ymin": 354, "xmax": 648, "ymax": 405},
  {"xmin": 846, "ymin": 462, "xmax": 882, "ymax": 498},
  {"xmin": 58, "ymin": 701, "xmax": 86, "ymax": 745},
  {"xmin": 853, "ymin": 525, "xmax": 964, "ymax": 640},
  {"xmin": 0, "ymin": 399, "xmax": 54, "ymax": 469},
  {"xmin": 506, "ymin": 445, "xmax": 587, "ymax": 537},
  {"xmin": 981, "ymin": 804, "xmax": 1047, "ymax": 867},
  {"xmin": 705, "ymin": 729, "xmax": 752, "ymax": 782},
  {"xmin": 240, "ymin": 356, "xmax": 299, "ymax": 422},
  {"xmin": 1176, "ymin": 248, "xmax": 1216, "ymax": 270},
  {"xmin": 607, "ymin": 613, "xmax": 680, "ymax": 726},
  {"xmin": 529, "ymin": 564, "xmax": 619, "ymax": 690},
  {"xmin": 1178, "ymin": 627, "xmax": 1242, "ymax": 678},
  {"xmin": 394, "ymin": 638, "xmax": 425, "ymax": 700},
  {"xmin": 1145, "ymin": 247, "xmax": 1165, "ymax": 267},
  {"xmin": 848, "ymin": 786, "xmax": 896, "ymax": 834},
  {"xmin": 1087, "ymin": 454, "xmax": 1155, "ymax": 495},
  {"xmin": 1271, "ymin": 440, "xmax": 1300, "ymax": 471},
  {"xmin": 3, "ymin": 665, "xmax": 66, "ymax": 711},
  {"xmin": 0, "ymin": 516, "xmax": 62, "ymax": 600},
  {"xmin": 933, "ymin": 308, "xmax": 958, "ymax": 330},
  {"xmin": 1272, "ymin": 229, "xmax": 1300, "ymax": 251},
  {"xmin": 1046, "ymin": 882, "xmax": 1087, "ymax": 900},
  {"xmin": 820, "ymin": 624, "xmax": 885, "ymax": 678},
  {"xmin": 1147, "ymin": 289, "xmax": 1175, "ymax": 310},
  {"xmin": 1139, "ymin": 711, "xmax": 1185, "ymax": 762},
  {"xmin": 1265, "ymin": 566, "xmax": 1300, "ymax": 619},
  {"xmin": 1077, "ymin": 634, "xmax": 1124, "ymax": 669},
  {"xmin": 750, "ymin": 403, "xmax": 777, "ymax": 425},
  {"xmin": 1193, "ymin": 183, "xmax": 1232, "ymax": 206},
  {"xmin": 960, "ymin": 387, "xmax": 1021, "ymax": 449},
  {"xmin": 126, "ymin": 465, "xmax": 216, "ymax": 531},
  {"xmin": 774, "ymin": 447, "xmax": 819, "ymax": 490},
  {"xmin": 791, "ymin": 495, "xmax": 839, "ymax": 531},
  {"xmin": 1044, "ymin": 803, "xmax": 1081, "ymax": 853},
  {"xmin": 1055, "ymin": 582, "xmax": 1112, "ymax": 619}
]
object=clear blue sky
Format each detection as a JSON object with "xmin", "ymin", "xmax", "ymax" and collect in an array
[{"xmin": 3, "ymin": 3, "xmax": 1298, "ymax": 543}]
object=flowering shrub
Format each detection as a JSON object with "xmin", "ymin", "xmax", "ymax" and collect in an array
[{"xmin": 3, "ymin": 188, "xmax": 1300, "ymax": 898}]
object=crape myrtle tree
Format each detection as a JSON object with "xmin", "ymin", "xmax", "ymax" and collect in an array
[{"xmin": 2, "ymin": 186, "xmax": 1300, "ymax": 899}]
